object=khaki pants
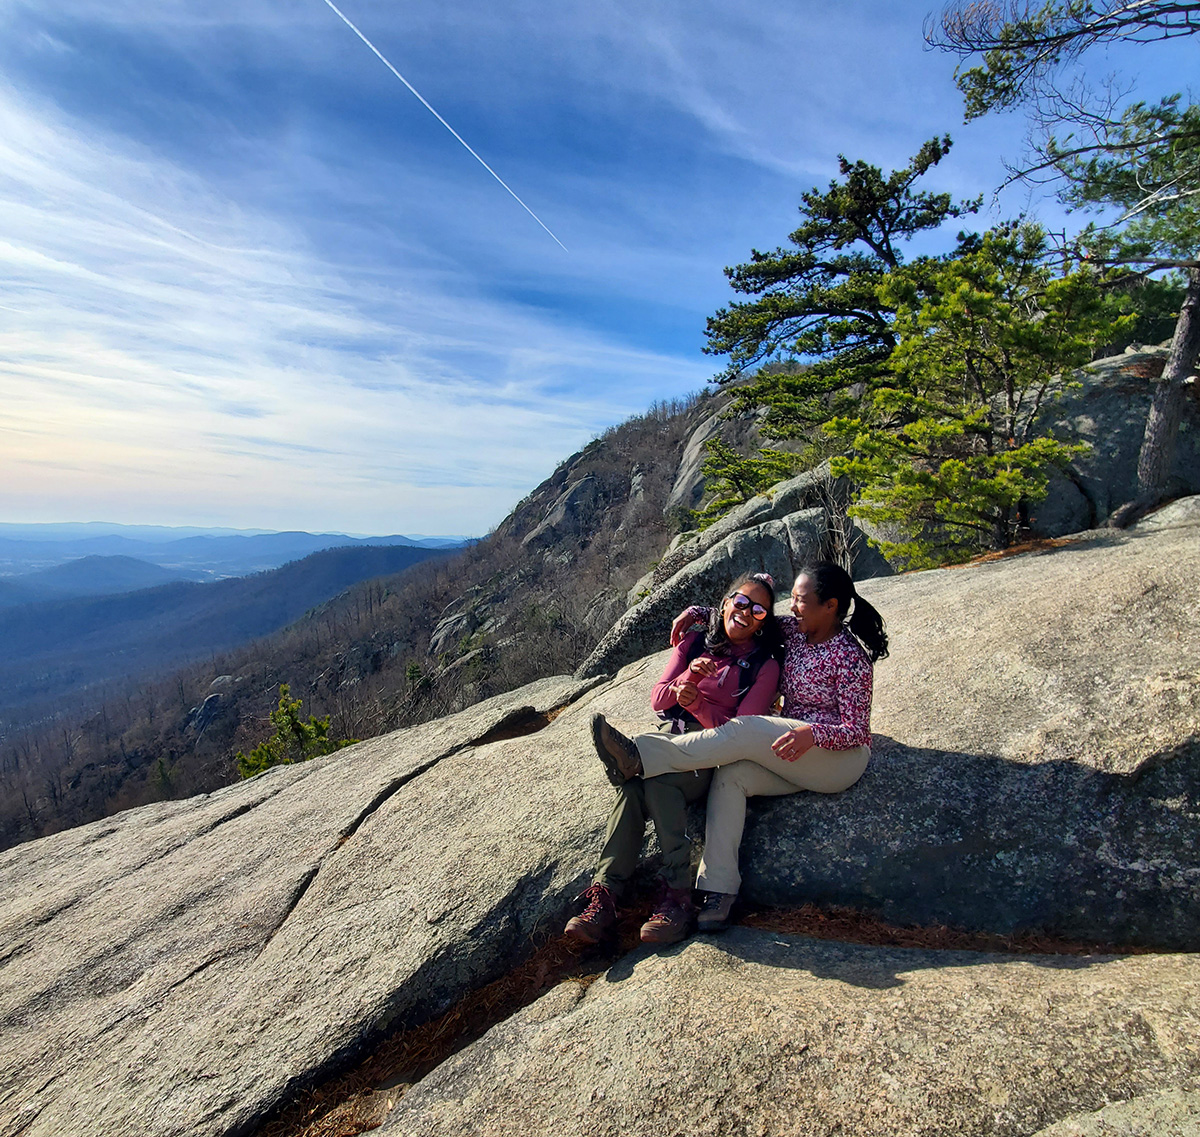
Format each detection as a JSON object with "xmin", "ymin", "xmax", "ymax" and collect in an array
[{"xmin": 634, "ymin": 716, "xmax": 869, "ymax": 894}]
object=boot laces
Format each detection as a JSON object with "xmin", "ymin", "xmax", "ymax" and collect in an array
[
  {"xmin": 576, "ymin": 883, "xmax": 613, "ymax": 918},
  {"xmin": 651, "ymin": 886, "xmax": 691, "ymax": 922}
]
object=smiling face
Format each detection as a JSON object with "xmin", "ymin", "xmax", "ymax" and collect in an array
[
  {"xmin": 790, "ymin": 573, "xmax": 840, "ymax": 641},
  {"xmin": 722, "ymin": 580, "xmax": 772, "ymax": 644}
]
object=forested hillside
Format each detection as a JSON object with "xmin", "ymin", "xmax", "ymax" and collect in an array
[
  {"xmin": 0, "ymin": 544, "xmax": 450, "ymax": 725},
  {"xmin": 0, "ymin": 393, "xmax": 736, "ymax": 848}
]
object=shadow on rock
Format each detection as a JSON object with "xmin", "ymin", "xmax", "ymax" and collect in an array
[{"xmin": 739, "ymin": 735, "xmax": 1200, "ymax": 951}]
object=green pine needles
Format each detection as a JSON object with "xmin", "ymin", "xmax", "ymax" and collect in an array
[
  {"xmin": 236, "ymin": 684, "xmax": 357, "ymax": 779},
  {"xmin": 701, "ymin": 135, "xmax": 1155, "ymax": 567},
  {"xmin": 694, "ymin": 440, "xmax": 800, "ymax": 529},
  {"xmin": 829, "ymin": 223, "xmax": 1128, "ymax": 568}
]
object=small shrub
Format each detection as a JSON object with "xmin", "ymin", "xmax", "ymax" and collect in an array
[{"xmin": 236, "ymin": 684, "xmax": 357, "ymax": 779}]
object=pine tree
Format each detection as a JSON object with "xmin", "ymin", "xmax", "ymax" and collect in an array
[
  {"xmin": 932, "ymin": 0, "xmax": 1200, "ymax": 498},
  {"xmin": 829, "ymin": 223, "xmax": 1126, "ymax": 567},
  {"xmin": 236, "ymin": 684, "xmax": 356, "ymax": 779},
  {"xmin": 698, "ymin": 139, "xmax": 978, "ymax": 518}
]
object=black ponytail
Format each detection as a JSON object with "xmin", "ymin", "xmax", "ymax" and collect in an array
[{"xmin": 796, "ymin": 562, "xmax": 889, "ymax": 663}]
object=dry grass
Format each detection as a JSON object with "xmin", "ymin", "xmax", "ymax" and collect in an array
[
  {"xmin": 949, "ymin": 535, "xmax": 1082, "ymax": 568},
  {"xmin": 739, "ymin": 902, "xmax": 1154, "ymax": 957},
  {"xmin": 253, "ymin": 896, "xmax": 1150, "ymax": 1137}
]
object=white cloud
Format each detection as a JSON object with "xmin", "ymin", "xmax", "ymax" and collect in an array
[
  {"xmin": 0, "ymin": 80, "xmax": 711, "ymax": 533},
  {"xmin": 5, "ymin": 0, "xmax": 1179, "ymax": 538}
]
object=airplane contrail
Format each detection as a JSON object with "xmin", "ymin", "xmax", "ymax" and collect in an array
[{"xmin": 319, "ymin": 0, "xmax": 569, "ymax": 252}]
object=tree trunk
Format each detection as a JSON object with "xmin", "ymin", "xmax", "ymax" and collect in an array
[{"xmin": 1137, "ymin": 266, "xmax": 1200, "ymax": 493}]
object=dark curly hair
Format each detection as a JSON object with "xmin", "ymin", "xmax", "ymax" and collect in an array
[{"xmin": 703, "ymin": 571, "xmax": 785, "ymax": 665}]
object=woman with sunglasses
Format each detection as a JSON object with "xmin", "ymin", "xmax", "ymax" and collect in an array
[
  {"xmin": 565, "ymin": 572, "xmax": 784, "ymax": 946},
  {"xmin": 591, "ymin": 561, "xmax": 888, "ymax": 933}
]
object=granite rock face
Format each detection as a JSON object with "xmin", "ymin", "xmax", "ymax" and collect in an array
[
  {"xmin": 2, "ymin": 517, "xmax": 1199, "ymax": 1137},
  {"xmin": 380, "ymin": 930, "xmax": 1200, "ymax": 1137},
  {"xmin": 521, "ymin": 475, "xmax": 602, "ymax": 550},
  {"xmin": 1031, "ymin": 1091, "xmax": 1200, "ymax": 1136},
  {"xmin": 0, "ymin": 675, "xmax": 614, "ymax": 1137},
  {"xmin": 735, "ymin": 514, "xmax": 1200, "ymax": 946},
  {"xmin": 663, "ymin": 408, "xmax": 726, "ymax": 517},
  {"xmin": 576, "ymin": 467, "xmax": 893, "ymax": 680},
  {"xmin": 739, "ymin": 733, "xmax": 1199, "ymax": 947},
  {"xmin": 1034, "ymin": 344, "xmax": 1200, "ymax": 533}
]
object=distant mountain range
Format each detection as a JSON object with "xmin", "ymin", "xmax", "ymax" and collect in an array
[
  {"xmin": 0, "ymin": 523, "xmax": 471, "ymax": 580},
  {"xmin": 0, "ymin": 543, "xmax": 453, "ymax": 723},
  {"xmin": 0, "ymin": 555, "xmax": 205, "ymax": 609}
]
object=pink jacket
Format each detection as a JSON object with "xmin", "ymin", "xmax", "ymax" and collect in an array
[{"xmin": 650, "ymin": 631, "xmax": 781, "ymax": 730}]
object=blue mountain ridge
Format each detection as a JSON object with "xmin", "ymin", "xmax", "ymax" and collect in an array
[
  {"xmin": 0, "ymin": 543, "xmax": 452, "ymax": 723},
  {"xmin": 0, "ymin": 526, "xmax": 470, "ymax": 577}
]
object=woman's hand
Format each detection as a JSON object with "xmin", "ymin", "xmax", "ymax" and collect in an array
[
  {"xmin": 670, "ymin": 610, "xmax": 694, "ymax": 646},
  {"xmin": 672, "ymin": 679, "xmax": 700, "ymax": 708},
  {"xmin": 687, "ymin": 657, "xmax": 718, "ymax": 679},
  {"xmin": 771, "ymin": 725, "xmax": 815, "ymax": 762}
]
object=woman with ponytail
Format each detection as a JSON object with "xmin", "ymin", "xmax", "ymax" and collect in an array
[{"xmin": 591, "ymin": 562, "xmax": 888, "ymax": 932}]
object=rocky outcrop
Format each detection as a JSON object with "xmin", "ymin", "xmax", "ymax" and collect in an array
[
  {"xmin": 185, "ymin": 692, "xmax": 224, "ymax": 736},
  {"xmin": 599, "ymin": 514, "xmax": 1200, "ymax": 947},
  {"xmin": 1138, "ymin": 494, "xmax": 1200, "ymax": 530},
  {"xmin": 428, "ymin": 582, "xmax": 510, "ymax": 657},
  {"xmin": 576, "ymin": 466, "xmax": 892, "ymax": 680},
  {"xmin": 740, "ymin": 730, "xmax": 1199, "ymax": 946},
  {"xmin": 0, "ymin": 675, "xmax": 610, "ymax": 1137},
  {"xmin": 521, "ymin": 475, "xmax": 603, "ymax": 550},
  {"xmin": 1032, "ymin": 1091, "xmax": 1200, "ymax": 1137},
  {"xmin": 2, "ymin": 514, "xmax": 1198, "ymax": 1137},
  {"xmin": 380, "ymin": 930, "xmax": 1200, "ymax": 1137},
  {"xmin": 663, "ymin": 407, "xmax": 727, "ymax": 516},
  {"xmin": 1035, "ymin": 343, "xmax": 1200, "ymax": 533}
]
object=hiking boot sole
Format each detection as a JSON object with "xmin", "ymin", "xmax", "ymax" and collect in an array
[{"xmin": 591, "ymin": 713, "xmax": 641, "ymax": 785}]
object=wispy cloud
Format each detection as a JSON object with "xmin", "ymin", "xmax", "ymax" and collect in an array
[
  {"xmin": 0, "ymin": 78, "xmax": 710, "ymax": 532},
  {"xmin": 2, "ymin": 0, "xmax": 1186, "ymax": 536}
]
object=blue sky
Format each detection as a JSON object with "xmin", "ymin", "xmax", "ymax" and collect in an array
[{"xmin": 0, "ymin": 1, "xmax": 1193, "ymax": 535}]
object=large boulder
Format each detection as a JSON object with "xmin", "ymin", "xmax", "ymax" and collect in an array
[
  {"xmin": 428, "ymin": 582, "xmax": 512, "ymax": 657},
  {"xmin": 577, "ymin": 466, "xmax": 892, "ymax": 680},
  {"xmin": 380, "ymin": 930, "xmax": 1200, "ymax": 1137},
  {"xmin": 662, "ymin": 390, "xmax": 767, "ymax": 519},
  {"xmin": 0, "ymin": 675, "xmax": 614, "ymax": 1137},
  {"xmin": 2, "ymin": 515, "xmax": 1198, "ymax": 1137},
  {"xmin": 1034, "ymin": 344, "xmax": 1200, "ymax": 533},
  {"xmin": 650, "ymin": 464, "xmax": 865, "ymax": 589},
  {"xmin": 736, "ymin": 512, "xmax": 1200, "ymax": 946}
]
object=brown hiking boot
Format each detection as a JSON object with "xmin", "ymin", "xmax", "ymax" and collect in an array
[
  {"xmin": 640, "ymin": 885, "xmax": 695, "ymax": 945},
  {"xmin": 564, "ymin": 883, "xmax": 617, "ymax": 944},
  {"xmin": 591, "ymin": 713, "xmax": 642, "ymax": 786}
]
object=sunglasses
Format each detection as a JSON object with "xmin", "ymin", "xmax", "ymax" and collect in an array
[{"xmin": 729, "ymin": 592, "xmax": 768, "ymax": 620}]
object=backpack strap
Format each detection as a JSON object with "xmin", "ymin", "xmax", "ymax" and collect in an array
[
  {"xmin": 658, "ymin": 633, "xmax": 772, "ymax": 731},
  {"xmin": 729, "ymin": 644, "xmax": 772, "ymax": 703},
  {"xmin": 657, "ymin": 631, "xmax": 707, "ymax": 731}
]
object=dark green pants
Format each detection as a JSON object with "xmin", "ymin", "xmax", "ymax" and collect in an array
[{"xmin": 593, "ymin": 768, "xmax": 713, "ymax": 894}]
